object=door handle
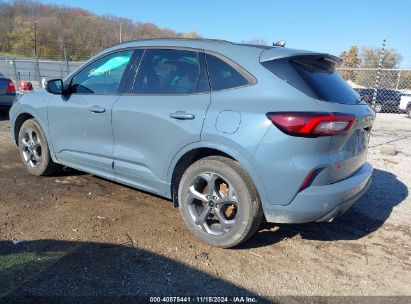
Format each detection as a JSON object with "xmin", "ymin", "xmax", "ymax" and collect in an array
[
  {"xmin": 88, "ymin": 105, "xmax": 106, "ymax": 113},
  {"xmin": 169, "ymin": 111, "xmax": 195, "ymax": 120}
]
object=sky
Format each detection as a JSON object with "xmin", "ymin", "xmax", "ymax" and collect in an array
[{"xmin": 41, "ymin": 0, "xmax": 411, "ymax": 67}]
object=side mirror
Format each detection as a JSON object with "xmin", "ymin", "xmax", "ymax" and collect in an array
[{"xmin": 46, "ymin": 79, "xmax": 64, "ymax": 94}]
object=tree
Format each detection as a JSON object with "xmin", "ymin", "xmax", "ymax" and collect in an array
[
  {"xmin": 339, "ymin": 45, "xmax": 361, "ymax": 81},
  {"xmin": 0, "ymin": 0, "xmax": 200, "ymax": 60},
  {"xmin": 340, "ymin": 46, "xmax": 361, "ymax": 68},
  {"xmin": 360, "ymin": 47, "xmax": 402, "ymax": 69},
  {"xmin": 181, "ymin": 31, "xmax": 200, "ymax": 39}
]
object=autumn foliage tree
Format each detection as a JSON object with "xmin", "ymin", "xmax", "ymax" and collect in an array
[
  {"xmin": 0, "ymin": 0, "xmax": 200, "ymax": 60},
  {"xmin": 339, "ymin": 46, "xmax": 361, "ymax": 82}
]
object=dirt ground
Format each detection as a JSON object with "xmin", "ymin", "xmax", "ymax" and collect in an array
[{"xmin": 0, "ymin": 112, "xmax": 410, "ymax": 301}]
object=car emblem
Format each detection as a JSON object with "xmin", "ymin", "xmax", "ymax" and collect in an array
[{"xmin": 362, "ymin": 116, "xmax": 374, "ymax": 124}]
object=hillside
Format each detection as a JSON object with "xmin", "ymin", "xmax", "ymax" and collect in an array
[{"xmin": 0, "ymin": 0, "xmax": 199, "ymax": 60}]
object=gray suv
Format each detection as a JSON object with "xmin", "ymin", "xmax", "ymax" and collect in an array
[{"xmin": 10, "ymin": 39, "xmax": 374, "ymax": 248}]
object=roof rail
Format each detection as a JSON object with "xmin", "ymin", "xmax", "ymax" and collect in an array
[{"xmin": 114, "ymin": 37, "xmax": 234, "ymax": 47}]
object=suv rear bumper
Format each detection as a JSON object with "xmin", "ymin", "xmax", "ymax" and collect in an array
[{"xmin": 263, "ymin": 162, "xmax": 373, "ymax": 223}]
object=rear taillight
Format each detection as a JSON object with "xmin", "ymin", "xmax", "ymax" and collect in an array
[
  {"xmin": 7, "ymin": 80, "xmax": 16, "ymax": 94},
  {"xmin": 267, "ymin": 112, "xmax": 356, "ymax": 137}
]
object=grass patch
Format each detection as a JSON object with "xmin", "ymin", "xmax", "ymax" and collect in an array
[
  {"xmin": 0, "ymin": 245, "xmax": 73, "ymax": 296},
  {"xmin": 0, "ymin": 251, "xmax": 65, "ymax": 276}
]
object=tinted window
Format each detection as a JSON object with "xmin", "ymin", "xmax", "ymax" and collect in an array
[
  {"xmin": 206, "ymin": 54, "xmax": 250, "ymax": 91},
  {"xmin": 262, "ymin": 56, "xmax": 360, "ymax": 104},
  {"xmin": 377, "ymin": 89, "xmax": 401, "ymax": 101},
  {"xmin": 354, "ymin": 88, "xmax": 373, "ymax": 103},
  {"xmin": 133, "ymin": 49, "xmax": 209, "ymax": 94},
  {"xmin": 355, "ymin": 88, "xmax": 401, "ymax": 102},
  {"xmin": 355, "ymin": 88, "xmax": 373, "ymax": 96},
  {"xmin": 71, "ymin": 50, "xmax": 133, "ymax": 94}
]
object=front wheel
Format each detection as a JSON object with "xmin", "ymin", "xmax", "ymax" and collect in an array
[
  {"xmin": 178, "ymin": 156, "xmax": 263, "ymax": 248},
  {"xmin": 18, "ymin": 119, "xmax": 58, "ymax": 176}
]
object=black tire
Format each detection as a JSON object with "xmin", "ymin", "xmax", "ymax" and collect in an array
[
  {"xmin": 406, "ymin": 105, "xmax": 411, "ymax": 118},
  {"xmin": 18, "ymin": 118, "xmax": 58, "ymax": 176},
  {"xmin": 0, "ymin": 106, "xmax": 10, "ymax": 116},
  {"xmin": 178, "ymin": 156, "xmax": 263, "ymax": 248}
]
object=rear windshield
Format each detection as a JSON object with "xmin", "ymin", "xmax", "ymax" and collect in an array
[{"xmin": 262, "ymin": 56, "xmax": 360, "ymax": 104}]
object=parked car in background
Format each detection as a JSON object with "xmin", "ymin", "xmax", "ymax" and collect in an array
[
  {"xmin": 10, "ymin": 38, "xmax": 375, "ymax": 247},
  {"xmin": 398, "ymin": 92, "xmax": 411, "ymax": 117},
  {"xmin": 354, "ymin": 88, "xmax": 402, "ymax": 113},
  {"xmin": 19, "ymin": 80, "xmax": 34, "ymax": 92},
  {"xmin": 0, "ymin": 76, "xmax": 16, "ymax": 113}
]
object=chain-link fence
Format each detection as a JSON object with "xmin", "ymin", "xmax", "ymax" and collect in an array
[
  {"xmin": 1, "ymin": 56, "xmax": 410, "ymax": 115},
  {"xmin": 0, "ymin": 57, "xmax": 83, "ymax": 90},
  {"xmin": 337, "ymin": 68, "xmax": 411, "ymax": 115}
]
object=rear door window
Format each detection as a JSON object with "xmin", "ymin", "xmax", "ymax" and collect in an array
[
  {"xmin": 133, "ymin": 49, "xmax": 209, "ymax": 94},
  {"xmin": 205, "ymin": 54, "xmax": 252, "ymax": 91},
  {"xmin": 262, "ymin": 56, "xmax": 360, "ymax": 104}
]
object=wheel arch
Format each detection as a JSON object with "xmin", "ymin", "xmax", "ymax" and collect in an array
[
  {"xmin": 12, "ymin": 109, "xmax": 57, "ymax": 163},
  {"xmin": 168, "ymin": 142, "xmax": 267, "ymax": 207},
  {"xmin": 13, "ymin": 112, "xmax": 35, "ymax": 145}
]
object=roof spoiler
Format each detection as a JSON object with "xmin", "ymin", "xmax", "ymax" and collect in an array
[{"xmin": 260, "ymin": 47, "xmax": 342, "ymax": 64}]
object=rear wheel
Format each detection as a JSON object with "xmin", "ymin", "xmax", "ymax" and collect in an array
[
  {"xmin": 374, "ymin": 103, "xmax": 382, "ymax": 113},
  {"xmin": 178, "ymin": 156, "xmax": 263, "ymax": 248},
  {"xmin": 18, "ymin": 119, "xmax": 58, "ymax": 176}
]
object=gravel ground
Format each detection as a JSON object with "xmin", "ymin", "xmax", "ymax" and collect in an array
[{"xmin": 0, "ymin": 112, "xmax": 410, "ymax": 302}]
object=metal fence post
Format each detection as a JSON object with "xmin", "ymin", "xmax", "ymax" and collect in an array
[
  {"xmin": 396, "ymin": 70, "xmax": 401, "ymax": 90},
  {"xmin": 5, "ymin": 57, "xmax": 8, "ymax": 78},
  {"xmin": 34, "ymin": 58, "xmax": 41, "ymax": 82},
  {"xmin": 12, "ymin": 58, "xmax": 18, "ymax": 85},
  {"xmin": 64, "ymin": 47, "xmax": 70, "ymax": 75}
]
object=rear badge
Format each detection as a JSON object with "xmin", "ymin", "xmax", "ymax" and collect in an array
[{"xmin": 362, "ymin": 116, "xmax": 374, "ymax": 124}]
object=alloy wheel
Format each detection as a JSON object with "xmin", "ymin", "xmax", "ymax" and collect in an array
[
  {"xmin": 187, "ymin": 172, "xmax": 239, "ymax": 236},
  {"xmin": 21, "ymin": 128, "xmax": 42, "ymax": 168}
]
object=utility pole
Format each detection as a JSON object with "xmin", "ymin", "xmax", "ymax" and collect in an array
[
  {"xmin": 34, "ymin": 3, "xmax": 38, "ymax": 58},
  {"xmin": 119, "ymin": 23, "xmax": 123, "ymax": 43},
  {"xmin": 372, "ymin": 38, "xmax": 386, "ymax": 108}
]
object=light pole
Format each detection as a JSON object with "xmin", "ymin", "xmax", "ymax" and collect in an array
[
  {"xmin": 34, "ymin": 4, "xmax": 38, "ymax": 58},
  {"xmin": 372, "ymin": 38, "xmax": 386, "ymax": 109}
]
